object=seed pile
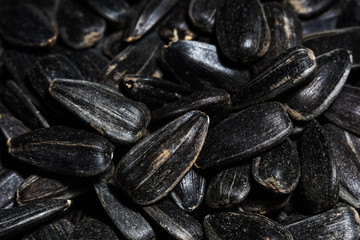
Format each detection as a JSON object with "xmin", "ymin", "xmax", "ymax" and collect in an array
[{"xmin": 0, "ymin": 0, "xmax": 359, "ymax": 239}]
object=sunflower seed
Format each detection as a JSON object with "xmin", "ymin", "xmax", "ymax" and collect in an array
[
  {"xmin": 0, "ymin": 114, "xmax": 31, "ymax": 140},
  {"xmin": 288, "ymin": 0, "xmax": 336, "ymax": 18},
  {"xmin": 188, "ymin": 0, "xmax": 216, "ymax": 33},
  {"xmin": 21, "ymin": 219, "xmax": 74, "ymax": 240},
  {"xmin": 0, "ymin": 168, "xmax": 25, "ymax": 208}
]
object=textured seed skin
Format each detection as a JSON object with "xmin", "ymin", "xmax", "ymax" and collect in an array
[
  {"xmin": 21, "ymin": 219, "xmax": 74, "ymax": 240},
  {"xmin": 284, "ymin": 49, "xmax": 352, "ymax": 121},
  {"xmin": 286, "ymin": 205, "xmax": 360, "ymax": 240},
  {"xmin": 324, "ymin": 124, "xmax": 360, "ymax": 209},
  {"xmin": 50, "ymin": 79, "xmax": 151, "ymax": 143},
  {"xmin": 8, "ymin": 126, "xmax": 114, "ymax": 177},
  {"xmin": 123, "ymin": 75, "xmax": 193, "ymax": 109},
  {"xmin": 216, "ymin": 0, "xmax": 270, "ymax": 63},
  {"xmin": 151, "ymin": 88, "xmax": 230, "ymax": 124},
  {"xmin": 288, "ymin": 0, "xmax": 336, "ymax": 18},
  {"xmin": 188, "ymin": 0, "xmax": 216, "ymax": 33},
  {"xmin": 0, "ymin": 168, "xmax": 25, "ymax": 208},
  {"xmin": 100, "ymin": 32, "xmax": 161, "ymax": 89},
  {"xmin": 0, "ymin": 199, "xmax": 71, "ymax": 239},
  {"xmin": 57, "ymin": 0, "xmax": 106, "ymax": 49},
  {"xmin": 162, "ymin": 40, "xmax": 250, "ymax": 94},
  {"xmin": 125, "ymin": 0, "xmax": 178, "ymax": 42},
  {"xmin": 232, "ymin": 47, "xmax": 317, "ymax": 110},
  {"xmin": 196, "ymin": 102, "xmax": 293, "ymax": 169},
  {"xmin": 206, "ymin": 164, "xmax": 250, "ymax": 209},
  {"xmin": 3, "ymin": 80, "xmax": 50, "ymax": 129},
  {"xmin": 204, "ymin": 212, "xmax": 294, "ymax": 240},
  {"xmin": 94, "ymin": 181, "xmax": 155, "ymax": 240},
  {"xmin": 116, "ymin": 111, "xmax": 209, "ymax": 205},
  {"xmin": 324, "ymin": 85, "xmax": 360, "ymax": 136},
  {"xmin": 299, "ymin": 121, "xmax": 339, "ymax": 213},
  {"xmin": 143, "ymin": 198, "xmax": 204, "ymax": 240},
  {"xmin": 170, "ymin": 168, "xmax": 206, "ymax": 212},
  {"xmin": 252, "ymin": 2, "xmax": 302, "ymax": 75},
  {"xmin": 0, "ymin": 4, "xmax": 57, "ymax": 47},
  {"xmin": 0, "ymin": 115, "xmax": 31, "ymax": 140},
  {"xmin": 253, "ymin": 139, "xmax": 300, "ymax": 194},
  {"xmin": 67, "ymin": 217, "xmax": 119, "ymax": 240},
  {"xmin": 17, "ymin": 175, "xmax": 88, "ymax": 205},
  {"xmin": 303, "ymin": 27, "xmax": 360, "ymax": 69}
]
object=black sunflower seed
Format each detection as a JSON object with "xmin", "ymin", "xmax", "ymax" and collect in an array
[
  {"xmin": 252, "ymin": 138, "xmax": 300, "ymax": 195},
  {"xmin": 206, "ymin": 163, "xmax": 250, "ymax": 209},
  {"xmin": 0, "ymin": 199, "xmax": 71, "ymax": 239},
  {"xmin": 196, "ymin": 102, "xmax": 293, "ymax": 169},
  {"xmin": 49, "ymin": 79, "xmax": 151, "ymax": 143},
  {"xmin": 232, "ymin": 47, "xmax": 317, "ymax": 110},
  {"xmin": 102, "ymin": 30, "xmax": 125, "ymax": 59},
  {"xmin": 188, "ymin": 0, "xmax": 216, "ymax": 33},
  {"xmin": 0, "ymin": 114, "xmax": 31, "ymax": 140},
  {"xmin": 115, "ymin": 111, "xmax": 209, "ymax": 205},
  {"xmin": 0, "ymin": 168, "xmax": 25, "ymax": 209},
  {"xmin": 216, "ymin": 0, "xmax": 270, "ymax": 63},
  {"xmin": 299, "ymin": 121, "xmax": 339, "ymax": 213},
  {"xmin": 286, "ymin": 205, "xmax": 360, "ymax": 240},
  {"xmin": 288, "ymin": 0, "xmax": 336, "ymax": 18},
  {"xmin": 283, "ymin": 49, "xmax": 352, "ymax": 121},
  {"xmin": 143, "ymin": 198, "xmax": 204, "ymax": 240},
  {"xmin": 324, "ymin": 85, "xmax": 360, "ymax": 136},
  {"xmin": 8, "ymin": 126, "xmax": 114, "ymax": 177},
  {"xmin": 21, "ymin": 219, "xmax": 74, "ymax": 240},
  {"xmin": 204, "ymin": 212, "xmax": 294, "ymax": 240}
]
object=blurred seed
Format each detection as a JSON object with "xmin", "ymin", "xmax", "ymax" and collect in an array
[
  {"xmin": 17, "ymin": 175, "xmax": 89, "ymax": 205},
  {"xmin": 303, "ymin": 27, "xmax": 360, "ymax": 69},
  {"xmin": 284, "ymin": 49, "xmax": 352, "ymax": 121},
  {"xmin": 0, "ymin": 199, "xmax": 71, "ymax": 239},
  {"xmin": 204, "ymin": 212, "xmax": 294, "ymax": 240},
  {"xmin": 324, "ymin": 85, "xmax": 360, "ymax": 136},
  {"xmin": 67, "ymin": 217, "xmax": 119, "ymax": 240},
  {"xmin": 288, "ymin": 0, "xmax": 336, "ymax": 18},
  {"xmin": 299, "ymin": 121, "xmax": 339, "ymax": 213},
  {"xmin": 125, "ymin": 0, "xmax": 178, "ymax": 42},
  {"xmin": 232, "ymin": 47, "xmax": 317, "ymax": 110},
  {"xmin": 0, "ymin": 4, "xmax": 57, "ymax": 47},
  {"xmin": 188, "ymin": 0, "xmax": 216, "ymax": 33},
  {"xmin": 252, "ymin": 138, "xmax": 300, "ymax": 195},
  {"xmin": 102, "ymin": 31, "xmax": 125, "ymax": 59},
  {"xmin": 0, "ymin": 114, "xmax": 31, "ymax": 140},
  {"xmin": 216, "ymin": 0, "xmax": 270, "ymax": 63},
  {"xmin": 196, "ymin": 102, "xmax": 293, "ymax": 169},
  {"xmin": 286, "ymin": 205, "xmax": 360, "ymax": 240},
  {"xmin": 21, "ymin": 219, "xmax": 74, "ymax": 240},
  {"xmin": 49, "ymin": 79, "xmax": 151, "ymax": 143},
  {"xmin": 143, "ymin": 198, "xmax": 204, "ymax": 240},
  {"xmin": 57, "ymin": 0, "xmax": 106, "ymax": 49},
  {"xmin": 116, "ymin": 111, "xmax": 209, "ymax": 205},
  {"xmin": 0, "ymin": 168, "xmax": 25, "ymax": 208},
  {"xmin": 8, "ymin": 126, "xmax": 114, "ymax": 177},
  {"xmin": 337, "ymin": 0, "xmax": 360, "ymax": 28},
  {"xmin": 206, "ymin": 163, "xmax": 250, "ymax": 209},
  {"xmin": 170, "ymin": 168, "xmax": 206, "ymax": 212},
  {"xmin": 162, "ymin": 40, "xmax": 250, "ymax": 94},
  {"xmin": 94, "ymin": 181, "xmax": 155, "ymax": 240}
]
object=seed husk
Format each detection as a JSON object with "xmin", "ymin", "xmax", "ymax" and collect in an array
[
  {"xmin": 0, "ymin": 114, "xmax": 31, "ymax": 140},
  {"xmin": 21, "ymin": 219, "xmax": 74, "ymax": 240},
  {"xmin": 8, "ymin": 126, "xmax": 114, "ymax": 177},
  {"xmin": 303, "ymin": 27, "xmax": 360, "ymax": 69},
  {"xmin": 204, "ymin": 211, "xmax": 294, "ymax": 240},
  {"xmin": 57, "ymin": 0, "xmax": 105, "ymax": 49},
  {"xmin": 206, "ymin": 163, "xmax": 250, "ymax": 209},
  {"xmin": 143, "ymin": 198, "xmax": 204, "ymax": 240},
  {"xmin": 0, "ymin": 199, "xmax": 71, "ymax": 239},
  {"xmin": 324, "ymin": 85, "xmax": 360, "ymax": 136},
  {"xmin": 162, "ymin": 40, "xmax": 250, "ymax": 94},
  {"xmin": 94, "ymin": 181, "xmax": 156, "ymax": 240},
  {"xmin": 232, "ymin": 47, "xmax": 317, "ymax": 110},
  {"xmin": 299, "ymin": 121, "xmax": 339, "ymax": 213},
  {"xmin": 286, "ymin": 205, "xmax": 360, "ymax": 240},
  {"xmin": 195, "ymin": 102, "xmax": 293, "ymax": 169},
  {"xmin": 102, "ymin": 30, "xmax": 125, "ymax": 59},
  {"xmin": 0, "ymin": 4, "xmax": 57, "ymax": 47},
  {"xmin": 67, "ymin": 217, "xmax": 119, "ymax": 240},
  {"xmin": 188, "ymin": 0, "xmax": 216, "ymax": 33},
  {"xmin": 49, "ymin": 79, "xmax": 151, "ymax": 143},
  {"xmin": 0, "ymin": 168, "xmax": 25, "ymax": 208},
  {"xmin": 284, "ymin": 49, "xmax": 352, "ymax": 121},
  {"xmin": 115, "ymin": 111, "xmax": 209, "ymax": 205},
  {"xmin": 216, "ymin": 0, "xmax": 270, "ymax": 63},
  {"xmin": 170, "ymin": 168, "xmax": 206, "ymax": 212},
  {"xmin": 252, "ymin": 138, "xmax": 300, "ymax": 195}
]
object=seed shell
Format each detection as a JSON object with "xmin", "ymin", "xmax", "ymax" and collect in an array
[
  {"xmin": 0, "ymin": 168, "xmax": 25, "ymax": 209},
  {"xmin": 116, "ymin": 111, "xmax": 209, "ymax": 205},
  {"xmin": 288, "ymin": 0, "xmax": 336, "ymax": 18},
  {"xmin": 188, "ymin": 0, "xmax": 216, "ymax": 33},
  {"xmin": 0, "ymin": 114, "xmax": 31, "ymax": 140},
  {"xmin": 21, "ymin": 219, "xmax": 74, "ymax": 240}
]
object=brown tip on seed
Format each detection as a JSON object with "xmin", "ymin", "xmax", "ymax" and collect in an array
[
  {"xmin": 6, "ymin": 138, "xmax": 12, "ymax": 148},
  {"xmin": 124, "ymin": 35, "xmax": 141, "ymax": 43},
  {"xmin": 306, "ymin": 48, "xmax": 316, "ymax": 61}
]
